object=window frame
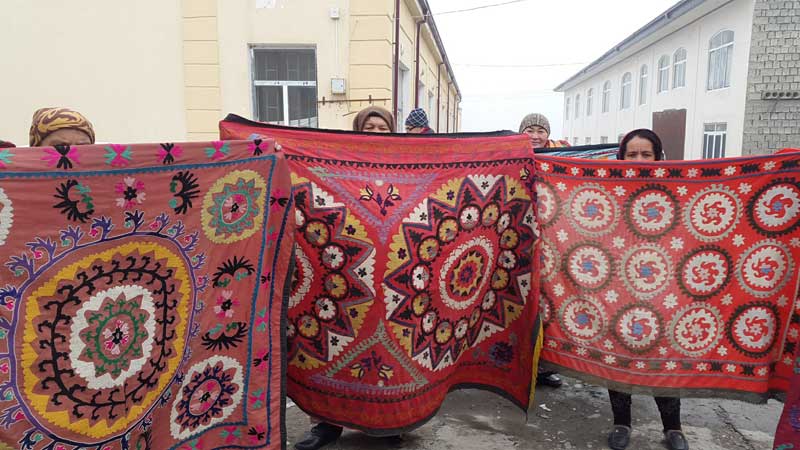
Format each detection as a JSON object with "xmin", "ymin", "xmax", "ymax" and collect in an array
[
  {"xmin": 575, "ymin": 93, "xmax": 581, "ymax": 118},
  {"xmin": 707, "ymin": 30, "xmax": 735, "ymax": 91},
  {"xmin": 565, "ymin": 96, "xmax": 571, "ymax": 121},
  {"xmin": 602, "ymin": 81, "xmax": 611, "ymax": 113},
  {"xmin": 250, "ymin": 45, "xmax": 319, "ymax": 127},
  {"xmin": 657, "ymin": 55, "xmax": 670, "ymax": 93},
  {"xmin": 702, "ymin": 122, "xmax": 728, "ymax": 159},
  {"xmin": 673, "ymin": 48, "xmax": 687, "ymax": 89},
  {"xmin": 586, "ymin": 88, "xmax": 594, "ymax": 116},
  {"xmin": 639, "ymin": 65, "xmax": 648, "ymax": 105},
  {"xmin": 620, "ymin": 72, "xmax": 633, "ymax": 110}
]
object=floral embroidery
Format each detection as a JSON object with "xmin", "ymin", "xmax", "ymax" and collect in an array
[
  {"xmin": 115, "ymin": 177, "xmax": 146, "ymax": 209},
  {"xmin": 105, "ymin": 144, "xmax": 133, "ymax": 167}
]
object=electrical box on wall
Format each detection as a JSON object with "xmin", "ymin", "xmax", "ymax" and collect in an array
[
  {"xmin": 331, "ymin": 78, "xmax": 346, "ymax": 95},
  {"xmin": 329, "ymin": 7, "xmax": 340, "ymax": 19}
]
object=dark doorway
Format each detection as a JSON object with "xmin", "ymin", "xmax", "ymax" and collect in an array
[{"xmin": 652, "ymin": 109, "xmax": 687, "ymax": 160}]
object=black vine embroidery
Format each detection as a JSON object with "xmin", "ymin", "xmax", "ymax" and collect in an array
[
  {"xmin": 169, "ymin": 171, "xmax": 200, "ymax": 215},
  {"xmin": 52, "ymin": 144, "xmax": 77, "ymax": 169},
  {"xmin": 359, "ymin": 184, "xmax": 401, "ymax": 216},
  {"xmin": 201, "ymin": 322, "xmax": 248, "ymax": 351},
  {"xmin": 159, "ymin": 143, "xmax": 181, "ymax": 165},
  {"xmin": 53, "ymin": 179, "xmax": 95, "ymax": 223},
  {"xmin": 211, "ymin": 256, "xmax": 256, "ymax": 288}
]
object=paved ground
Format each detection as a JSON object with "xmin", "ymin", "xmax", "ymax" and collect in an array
[{"xmin": 285, "ymin": 376, "xmax": 782, "ymax": 450}]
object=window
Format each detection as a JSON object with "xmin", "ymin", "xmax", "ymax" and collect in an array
[
  {"xmin": 618, "ymin": 133, "xmax": 625, "ymax": 143},
  {"xmin": 253, "ymin": 48, "xmax": 318, "ymax": 127},
  {"xmin": 703, "ymin": 123, "xmax": 727, "ymax": 159},
  {"xmin": 673, "ymin": 48, "xmax": 687, "ymax": 88},
  {"xmin": 600, "ymin": 136, "xmax": 609, "ymax": 144},
  {"xmin": 575, "ymin": 94, "xmax": 581, "ymax": 118},
  {"xmin": 397, "ymin": 65, "xmax": 411, "ymax": 129},
  {"xmin": 657, "ymin": 55, "xmax": 670, "ymax": 93},
  {"xmin": 602, "ymin": 81, "xmax": 611, "ymax": 113},
  {"xmin": 428, "ymin": 91, "xmax": 437, "ymax": 132},
  {"xmin": 585, "ymin": 137, "xmax": 591, "ymax": 145},
  {"xmin": 565, "ymin": 97, "xmax": 571, "ymax": 121},
  {"xmin": 708, "ymin": 30, "xmax": 734, "ymax": 90},
  {"xmin": 620, "ymin": 72, "xmax": 632, "ymax": 110},
  {"xmin": 574, "ymin": 137, "xmax": 579, "ymax": 145},
  {"xmin": 587, "ymin": 88, "xmax": 594, "ymax": 116},
  {"xmin": 639, "ymin": 65, "xmax": 648, "ymax": 105}
]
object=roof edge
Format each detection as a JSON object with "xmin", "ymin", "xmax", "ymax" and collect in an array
[
  {"xmin": 554, "ymin": 0, "xmax": 708, "ymax": 92},
  {"xmin": 418, "ymin": 0, "xmax": 462, "ymax": 99}
]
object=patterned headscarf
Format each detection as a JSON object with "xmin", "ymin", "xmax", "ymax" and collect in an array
[
  {"xmin": 29, "ymin": 107, "xmax": 96, "ymax": 147},
  {"xmin": 0, "ymin": 140, "xmax": 15, "ymax": 149},
  {"xmin": 352, "ymin": 106, "xmax": 395, "ymax": 133},
  {"xmin": 518, "ymin": 113, "xmax": 550, "ymax": 135}
]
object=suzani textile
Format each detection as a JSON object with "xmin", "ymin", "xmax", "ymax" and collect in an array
[
  {"xmin": 535, "ymin": 152, "xmax": 800, "ymax": 401},
  {"xmin": 774, "ymin": 360, "xmax": 800, "ymax": 449},
  {"xmin": 535, "ymin": 145, "xmax": 619, "ymax": 160},
  {"xmin": 221, "ymin": 116, "xmax": 541, "ymax": 434},
  {"xmin": 0, "ymin": 141, "xmax": 292, "ymax": 449}
]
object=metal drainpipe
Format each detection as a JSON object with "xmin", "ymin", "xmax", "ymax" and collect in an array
[
  {"xmin": 436, "ymin": 63, "xmax": 443, "ymax": 131},
  {"xmin": 414, "ymin": 18, "xmax": 426, "ymax": 109},
  {"xmin": 392, "ymin": 0, "xmax": 401, "ymax": 121}
]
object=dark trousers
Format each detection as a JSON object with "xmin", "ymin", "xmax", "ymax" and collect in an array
[{"xmin": 608, "ymin": 390, "xmax": 682, "ymax": 431}]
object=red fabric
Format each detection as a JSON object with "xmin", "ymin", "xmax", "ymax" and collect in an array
[
  {"xmin": 535, "ymin": 153, "xmax": 800, "ymax": 401},
  {"xmin": 774, "ymin": 357, "xmax": 800, "ymax": 448},
  {"xmin": 0, "ymin": 140, "xmax": 291, "ymax": 449},
  {"xmin": 221, "ymin": 118, "xmax": 541, "ymax": 434}
]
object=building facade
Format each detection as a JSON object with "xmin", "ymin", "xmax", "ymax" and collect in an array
[
  {"xmin": 556, "ymin": 0, "xmax": 800, "ymax": 160},
  {"xmin": 0, "ymin": 0, "xmax": 461, "ymax": 145}
]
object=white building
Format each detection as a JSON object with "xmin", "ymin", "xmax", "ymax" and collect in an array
[{"xmin": 556, "ymin": 0, "xmax": 759, "ymax": 160}]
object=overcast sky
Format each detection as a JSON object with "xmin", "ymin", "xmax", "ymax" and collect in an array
[{"xmin": 428, "ymin": 0, "xmax": 678, "ymax": 137}]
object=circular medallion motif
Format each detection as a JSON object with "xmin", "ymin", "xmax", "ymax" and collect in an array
[
  {"xmin": 621, "ymin": 244, "xmax": 672, "ymax": 300},
  {"xmin": 669, "ymin": 304, "xmax": 723, "ymax": 357},
  {"xmin": 170, "ymin": 356, "xmax": 244, "ymax": 440},
  {"xmin": 736, "ymin": 240, "xmax": 794, "ymax": 298},
  {"xmin": 624, "ymin": 185, "xmax": 679, "ymax": 240},
  {"xmin": 201, "ymin": 170, "xmax": 267, "ymax": 244},
  {"xmin": 17, "ymin": 241, "xmax": 191, "ymax": 442},
  {"xmin": 0, "ymin": 187, "xmax": 13, "ymax": 246},
  {"xmin": 559, "ymin": 296, "xmax": 606, "ymax": 345},
  {"xmin": 567, "ymin": 184, "xmax": 618, "ymax": 237},
  {"xmin": 684, "ymin": 185, "xmax": 741, "ymax": 242},
  {"xmin": 564, "ymin": 243, "xmax": 613, "ymax": 292},
  {"xmin": 613, "ymin": 304, "xmax": 662, "ymax": 353},
  {"xmin": 69, "ymin": 285, "xmax": 156, "ymax": 390},
  {"xmin": 539, "ymin": 238, "xmax": 560, "ymax": 282},
  {"xmin": 677, "ymin": 246, "xmax": 732, "ymax": 301},
  {"xmin": 439, "ymin": 237, "xmax": 495, "ymax": 311},
  {"xmin": 727, "ymin": 302, "xmax": 780, "ymax": 358},
  {"xmin": 536, "ymin": 181, "xmax": 560, "ymax": 227},
  {"xmin": 748, "ymin": 179, "xmax": 800, "ymax": 237}
]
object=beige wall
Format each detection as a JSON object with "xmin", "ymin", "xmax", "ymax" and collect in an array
[{"xmin": 0, "ymin": 0, "xmax": 187, "ymax": 145}]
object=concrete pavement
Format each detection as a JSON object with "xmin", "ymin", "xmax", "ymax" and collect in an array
[{"xmin": 285, "ymin": 376, "xmax": 781, "ymax": 450}]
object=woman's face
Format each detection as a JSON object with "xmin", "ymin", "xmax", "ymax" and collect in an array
[
  {"xmin": 40, "ymin": 129, "xmax": 93, "ymax": 147},
  {"xmin": 523, "ymin": 125, "xmax": 549, "ymax": 148},
  {"xmin": 362, "ymin": 116, "xmax": 392, "ymax": 133},
  {"xmin": 624, "ymin": 136, "xmax": 656, "ymax": 161}
]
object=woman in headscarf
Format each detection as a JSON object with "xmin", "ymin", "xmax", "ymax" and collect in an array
[
  {"xmin": 352, "ymin": 106, "xmax": 395, "ymax": 133},
  {"xmin": 518, "ymin": 113, "xmax": 569, "ymax": 149},
  {"xmin": 607, "ymin": 129, "xmax": 686, "ymax": 450},
  {"xmin": 29, "ymin": 107, "xmax": 95, "ymax": 147}
]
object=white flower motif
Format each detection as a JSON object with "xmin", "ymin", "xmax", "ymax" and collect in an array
[
  {"xmin": 571, "ymin": 167, "xmax": 580, "ymax": 175},
  {"xmin": 778, "ymin": 296, "xmax": 789, "ymax": 308},
  {"xmin": 614, "ymin": 186, "xmax": 626, "ymax": 197},
  {"xmin": 577, "ymin": 347, "xmax": 588, "ymax": 356},
  {"xmin": 612, "ymin": 237, "xmax": 625, "ymax": 249},
  {"xmin": 757, "ymin": 367, "xmax": 769, "ymax": 377},
  {"xmin": 721, "ymin": 294, "xmax": 733, "ymax": 306},
  {"xmin": 764, "ymin": 161, "xmax": 777, "ymax": 170},
  {"xmin": 547, "ymin": 339, "xmax": 558, "ymax": 348},
  {"xmin": 603, "ymin": 339, "xmax": 614, "ymax": 350},
  {"xmin": 792, "ymin": 238, "xmax": 800, "ymax": 248},
  {"xmin": 665, "ymin": 361, "xmax": 677, "ymax": 371},
  {"xmin": 605, "ymin": 290, "xmax": 619, "ymax": 304},
  {"xmin": 654, "ymin": 168, "xmax": 666, "ymax": 178},
  {"xmin": 658, "ymin": 347, "xmax": 668, "ymax": 356},
  {"xmin": 733, "ymin": 235, "xmax": 745, "ymax": 247},
  {"xmin": 697, "ymin": 363, "xmax": 709, "ymax": 372},
  {"xmin": 670, "ymin": 237, "xmax": 684, "ymax": 250},
  {"xmin": 739, "ymin": 183, "xmax": 752, "ymax": 195},
  {"xmin": 677, "ymin": 186, "xmax": 688, "ymax": 196},
  {"xmin": 554, "ymin": 284, "xmax": 565, "ymax": 297},
  {"xmin": 724, "ymin": 166, "xmax": 737, "ymax": 176},
  {"xmin": 557, "ymin": 229, "xmax": 569, "ymax": 242},
  {"xmin": 625, "ymin": 168, "xmax": 637, "ymax": 178},
  {"xmin": 635, "ymin": 361, "xmax": 646, "ymax": 370},
  {"xmin": 604, "ymin": 355, "xmax": 617, "ymax": 365},
  {"xmin": 663, "ymin": 294, "xmax": 678, "ymax": 310},
  {"xmin": 597, "ymin": 168, "xmax": 608, "ymax": 177},
  {"xmin": 786, "ymin": 356, "xmax": 795, "ymax": 365},
  {"xmin": 717, "ymin": 346, "xmax": 728, "ymax": 356},
  {"xmin": 726, "ymin": 364, "xmax": 737, "ymax": 373},
  {"xmin": 540, "ymin": 162, "xmax": 551, "ymax": 172},
  {"xmin": 790, "ymin": 328, "xmax": 799, "ymax": 339},
  {"xmin": 687, "ymin": 168, "xmax": 699, "ymax": 178},
  {"xmin": 557, "ymin": 182, "xmax": 567, "ymax": 192}
]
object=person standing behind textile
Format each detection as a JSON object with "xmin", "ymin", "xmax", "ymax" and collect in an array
[
  {"xmin": 29, "ymin": 107, "xmax": 95, "ymax": 147},
  {"xmin": 404, "ymin": 108, "xmax": 434, "ymax": 134},
  {"xmin": 606, "ymin": 128, "xmax": 687, "ymax": 450},
  {"xmin": 519, "ymin": 113, "xmax": 569, "ymax": 149},
  {"xmin": 0, "ymin": 140, "xmax": 15, "ymax": 149},
  {"xmin": 295, "ymin": 105, "xmax": 400, "ymax": 450}
]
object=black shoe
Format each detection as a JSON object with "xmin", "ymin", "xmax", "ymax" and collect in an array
[
  {"xmin": 295, "ymin": 423, "xmax": 343, "ymax": 450},
  {"xmin": 665, "ymin": 430, "xmax": 689, "ymax": 450},
  {"xmin": 608, "ymin": 425, "xmax": 631, "ymax": 450},
  {"xmin": 537, "ymin": 372, "xmax": 563, "ymax": 388}
]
